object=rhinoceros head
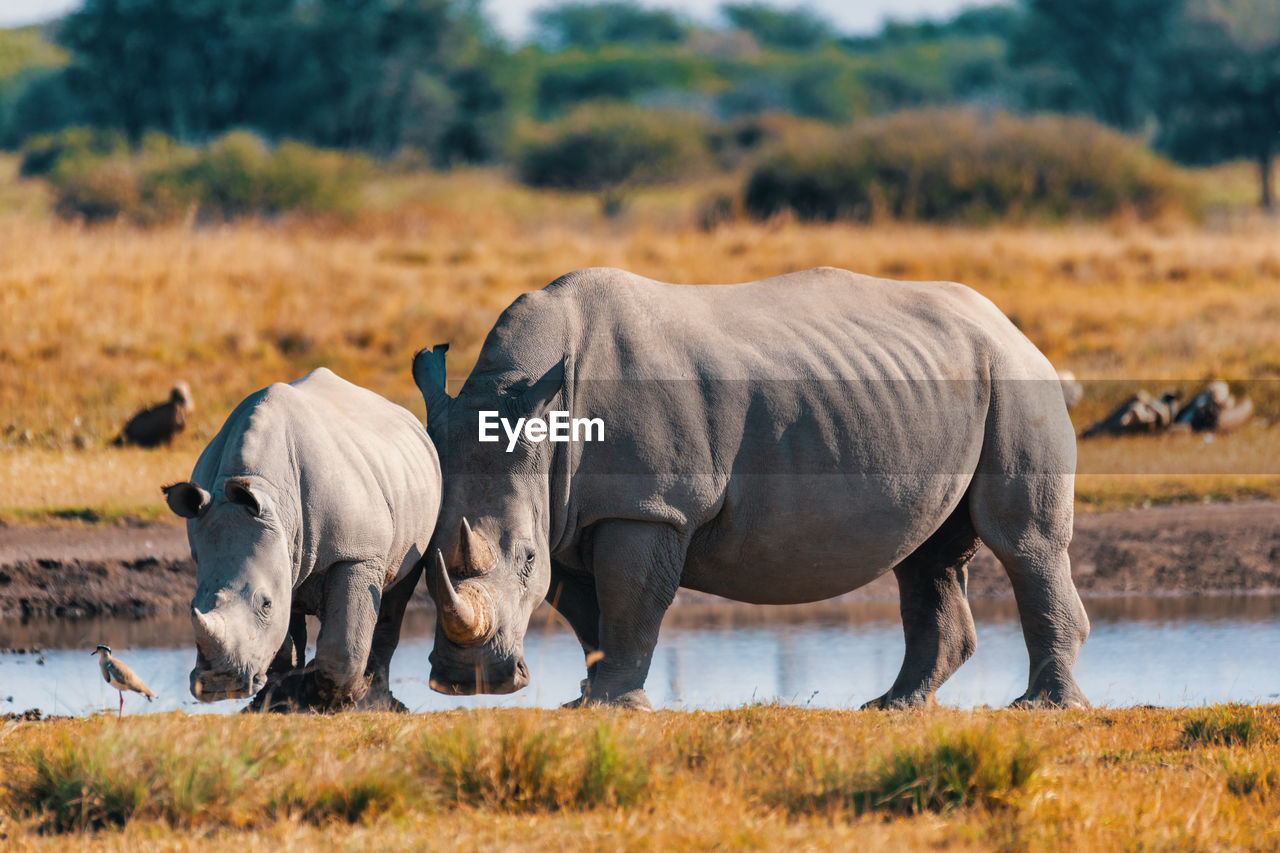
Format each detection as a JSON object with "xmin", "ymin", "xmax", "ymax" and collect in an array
[
  {"xmin": 413, "ymin": 345, "xmax": 562, "ymax": 695},
  {"xmin": 164, "ymin": 476, "xmax": 292, "ymax": 702}
]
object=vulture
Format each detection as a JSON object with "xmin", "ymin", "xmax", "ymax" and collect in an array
[{"xmin": 114, "ymin": 382, "xmax": 194, "ymax": 447}]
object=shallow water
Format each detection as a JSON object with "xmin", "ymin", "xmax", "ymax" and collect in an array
[{"xmin": 3, "ymin": 596, "xmax": 1279, "ymax": 716}]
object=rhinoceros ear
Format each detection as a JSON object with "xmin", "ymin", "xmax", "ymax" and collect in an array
[
  {"xmin": 412, "ymin": 344, "xmax": 453, "ymax": 432},
  {"xmin": 504, "ymin": 359, "xmax": 565, "ymax": 422},
  {"xmin": 163, "ymin": 481, "xmax": 210, "ymax": 519},
  {"xmin": 223, "ymin": 477, "xmax": 261, "ymax": 516}
]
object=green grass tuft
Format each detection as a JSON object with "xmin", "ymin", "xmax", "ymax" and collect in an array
[
  {"xmin": 419, "ymin": 717, "xmax": 649, "ymax": 811},
  {"xmin": 11, "ymin": 730, "xmax": 253, "ymax": 832},
  {"xmin": 1222, "ymin": 755, "xmax": 1278, "ymax": 798},
  {"xmin": 768, "ymin": 726, "xmax": 1042, "ymax": 816},
  {"xmin": 1182, "ymin": 705, "xmax": 1259, "ymax": 747}
]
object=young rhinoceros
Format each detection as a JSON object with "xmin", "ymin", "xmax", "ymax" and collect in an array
[{"xmin": 164, "ymin": 368, "xmax": 440, "ymax": 711}]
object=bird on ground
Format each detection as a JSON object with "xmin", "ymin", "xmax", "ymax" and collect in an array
[
  {"xmin": 113, "ymin": 382, "xmax": 194, "ymax": 448},
  {"xmin": 91, "ymin": 644, "xmax": 156, "ymax": 718},
  {"xmin": 1172, "ymin": 380, "xmax": 1254, "ymax": 433}
]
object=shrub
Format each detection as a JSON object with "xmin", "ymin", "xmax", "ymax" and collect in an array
[
  {"xmin": 19, "ymin": 126, "xmax": 127, "ymax": 178},
  {"xmin": 50, "ymin": 158, "xmax": 142, "ymax": 222},
  {"xmin": 151, "ymin": 132, "xmax": 370, "ymax": 221},
  {"xmin": 744, "ymin": 109, "xmax": 1196, "ymax": 223},
  {"xmin": 767, "ymin": 727, "xmax": 1042, "ymax": 816},
  {"xmin": 33, "ymin": 130, "xmax": 369, "ymax": 224},
  {"xmin": 516, "ymin": 105, "xmax": 708, "ymax": 212}
]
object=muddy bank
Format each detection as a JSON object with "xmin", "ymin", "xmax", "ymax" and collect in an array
[{"xmin": 2, "ymin": 502, "xmax": 1279, "ymax": 620}]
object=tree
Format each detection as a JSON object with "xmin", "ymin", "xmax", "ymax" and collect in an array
[
  {"xmin": 721, "ymin": 4, "xmax": 833, "ymax": 51},
  {"xmin": 1155, "ymin": 1, "xmax": 1280, "ymax": 209},
  {"xmin": 1011, "ymin": 0, "xmax": 1184, "ymax": 130},
  {"xmin": 40, "ymin": 0, "xmax": 499, "ymax": 160},
  {"xmin": 532, "ymin": 2, "xmax": 686, "ymax": 49}
]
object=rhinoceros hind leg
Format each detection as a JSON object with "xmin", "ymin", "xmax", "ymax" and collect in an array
[
  {"xmin": 970, "ymin": 474, "xmax": 1090, "ymax": 709},
  {"xmin": 547, "ymin": 562, "xmax": 603, "ymax": 681},
  {"xmin": 863, "ymin": 499, "xmax": 980, "ymax": 710}
]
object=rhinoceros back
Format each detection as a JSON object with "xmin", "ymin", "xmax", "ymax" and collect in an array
[
  {"xmin": 470, "ymin": 266, "xmax": 1070, "ymax": 603},
  {"xmin": 191, "ymin": 368, "xmax": 440, "ymax": 588}
]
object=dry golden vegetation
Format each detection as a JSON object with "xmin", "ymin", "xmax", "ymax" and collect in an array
[
  {"xmin": 1, "ymin": 705, "xmax": 1279, "ymax": 850},
  {"xmin": 2, "ymin": 166, "xmax": 1280, "ymax": 519}
]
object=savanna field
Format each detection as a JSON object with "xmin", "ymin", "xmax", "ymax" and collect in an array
[
  {"xmin": 2, "ymin": 163, "xmax": 1279, "ymax": 520},
  {"xmin": 2, "ymin": 706, "xmax": 1280, "ymax": 850},
  {"xmin": 4, "ymin": 161, "xmax": 1280, "ymax": 850}
]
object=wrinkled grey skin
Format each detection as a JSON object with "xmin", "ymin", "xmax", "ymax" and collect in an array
[
  {"xmin": 165, "ymin": 368, "xmax": 440, "ymax": 711},
  {"xmin": 416, "ymin": 267, "xmax": 1089, "ymax": 710}
]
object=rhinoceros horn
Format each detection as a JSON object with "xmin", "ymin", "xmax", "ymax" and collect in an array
[
  {"xmin": 453, "ymin": 517, "xmax": 496, "ymax": 576},
  {"xmin": 191, "ymin": 605, "xmax": 225, "ymax": 655},
  {"xmin": 432, "ymin": 549, "xmax": 493, "ymax": 645}
]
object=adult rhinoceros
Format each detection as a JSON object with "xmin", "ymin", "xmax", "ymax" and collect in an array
[
  {"xmin": 415, "ymin": 267, "xmax": 1089, "ymax": 709},
  {"xmin": 164, "ymin": 368, "xmax": 440, "ymax": 711}
]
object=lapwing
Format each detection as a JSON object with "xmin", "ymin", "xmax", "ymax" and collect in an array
[{"xmin": 91, "ymin": 644, "xmax": 156, "ymax": 717}]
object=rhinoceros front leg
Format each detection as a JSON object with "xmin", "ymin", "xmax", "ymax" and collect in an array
[
  {"xmin": 312, "ymin": 560, "xmax": 383, "ymax": 710},
  {"xmin": 864, "ymin": 502, "xmax": 980, "ymax": 710},
  {"xmin": 245, "ymin": 612, "xmax": 311, "ymax": 713},
  {"xmin": 547, "ymin": 561, "xmax": 601, "ymax": 706},
  {"xmin": 358, "ymin": 558, "xmax": 423, "ymax": 713},
  {"xmin": 267, "ymin": 611, "xmax": 307, "ymax": 676},
  {"xmin": 571, "ymin": 520, "xmax": 685, "ymax": 710}
]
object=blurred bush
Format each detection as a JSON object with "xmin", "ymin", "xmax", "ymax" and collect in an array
[
  {"xmin": 743, "ymin": 110, "xmax": 1196, "ymax": 223},
  {"xmin": 31, "ymin": 129, "xmax": 369, "ymax": 224},
  {"xmin": 19, "ymin": 127, "xmax": 128, "ymax": 177},
  {"xmin": 155, "ymin": 132, "xmax": 369, "ymax": 220},
  {"xmin": 516, "ymin": 105, "xmax": 709, "ymax": 213},
  {"xmin": 705, "ymin": 112, "xmax": 827, "ymax": 169}
]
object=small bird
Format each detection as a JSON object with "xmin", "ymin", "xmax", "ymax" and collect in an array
[
  {"xmin": 91, "ymin": 644, "xmax": 156, "ymax": 718},
  {"xmin": 113, "ymin": 382, "xmax": 194, "ymax": 448}
]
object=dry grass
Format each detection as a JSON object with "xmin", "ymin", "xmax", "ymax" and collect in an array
[
  {"xmin": 2, "ymin": 169, "xmax": 1280, "ymax": 518},
  {"xmin": 1, "ymin": 706, "xmax": 1279, "ymax": 850}
]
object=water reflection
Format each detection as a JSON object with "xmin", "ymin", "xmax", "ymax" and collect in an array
[{"xmin": 3, "ymin": 595, "xmax": 1279, "ymax": 716}]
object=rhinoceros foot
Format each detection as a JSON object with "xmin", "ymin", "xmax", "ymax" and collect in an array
[
  {"xmin": 860, "ymin": 690, "xmax": 935, "ymax": 711},
  {"xmin": 244, "ymin": 669, "xmax": 385, "ymax": 714},
  {"xmin": 1009, "ymin": 683, "xmax": 1090, "ymax": 710},
  {"xmin": 244, "ymin": 669, "xmax": 322, "ymax": 714},
  {"xmin": 354, "ymin": 689, "xmax": 409, "ymax": 713},
  {"xmin": 562, "ymin": 680, "xmax": 654, "ymax": 711},
  {"xmin": 314, "ymin": 671, "xmax": 372, "ymax": 712}
]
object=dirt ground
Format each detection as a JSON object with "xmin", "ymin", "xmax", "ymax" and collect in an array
[{"xmin": 1, "ymin": 502, "xmax": 1278, "ymax": 619}]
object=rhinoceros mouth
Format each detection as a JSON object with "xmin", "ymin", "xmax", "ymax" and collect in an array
[
  {"xmin": 429, "ymin": 677, "xmax": 523, "ymax": 696},
  {"xmin": 190, "ymin": 669, "xmax": 265, "ymax": 702},
  {"xmin": 429, "ymin": 659, "xmax": 529, "ymax": 696}
]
